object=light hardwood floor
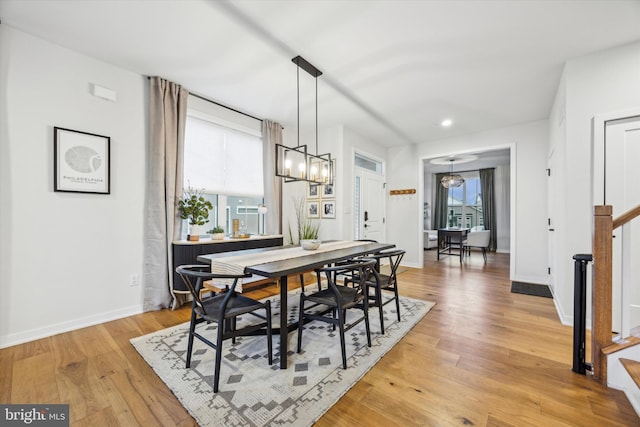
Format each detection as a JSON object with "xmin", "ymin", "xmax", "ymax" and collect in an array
[{"xmin": 1, "ymin": 250, "xmax": 638, "ymax": 426}]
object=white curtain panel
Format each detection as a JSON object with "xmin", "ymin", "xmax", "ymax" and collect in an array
[
  {"xmin": 143, "ymin": 77, "xmax": 189, "ymax": 311},
  {"xmin": 262, "ymin": 120, "xmax": 283, "ymax": 235}
]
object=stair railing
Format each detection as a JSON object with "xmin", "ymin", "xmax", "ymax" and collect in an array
[{"xmin": 592, "ymin": 204, "xmax": 640, "ymax": 384}]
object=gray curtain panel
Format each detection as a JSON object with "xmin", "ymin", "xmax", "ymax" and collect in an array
[
  {"xmin": 479, "ymin": 168, "xmax": 497, "ymax": 251},
  {"xmin": 143, "ymin": 77, "xmax": 188, "ymax": 311},
  {"xmin": 433, "ymin": 173, "xmax": 449, "ymax": 229},
  {"xmin": 261, "ymin": 120, "xmax": 283, "ymax": 235}
]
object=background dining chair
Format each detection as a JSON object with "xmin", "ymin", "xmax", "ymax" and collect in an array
[
  {"xmin": 464, "ymin": 230, "xmax": 491, "ymax": 262},
  {"xmin": 296, "ymin": 259, "xmax": 376, "ymax": 369},
  {"xmin": 448, "ymin": 233, "xmax": 467, "ymax": 252},
  {"xmin": 176, "ymin": 265, "xmax": 273, "ymax": 393},
  {"xmin": 346, "ymin": 249, "xmax": 405, "ymax": 334}
]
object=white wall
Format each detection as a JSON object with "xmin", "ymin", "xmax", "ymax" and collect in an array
[
  {"xmin": 551, "ymin": 41, "xmax": 640, "ymax": 325},
  {"xmin": 0, "ymin": 26, "xmax": 147, "ymax": 347},
  {"xmin": 387, "ymin": 144, "xmax": 421, "ymax": 267},
  {"xmin": 387, "ymin": 120, "xmax": 549, "ymax": 281}
]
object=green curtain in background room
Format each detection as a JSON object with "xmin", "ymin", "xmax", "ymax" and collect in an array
[
  {"xmin": 433, "ymin": 173, "xmax": 449, "ymax": 230},
  {"xmin": 479, "ymin": 168, "xmax": 497, "ymax": 251}
]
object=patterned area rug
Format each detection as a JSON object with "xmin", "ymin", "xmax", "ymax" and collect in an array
[{"xmin": 131, "ymin": 289, "xmax": 434, "ymax": 426}]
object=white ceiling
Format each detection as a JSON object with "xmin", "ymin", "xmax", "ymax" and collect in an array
[{"xmin": 2, "ymin": 0, "xmax": 640, "ymax": 148}]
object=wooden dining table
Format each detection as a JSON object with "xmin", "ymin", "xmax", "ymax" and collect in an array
[{"xmin": 197, "ymin": 240, "xmax": 395, "ymax": 368}]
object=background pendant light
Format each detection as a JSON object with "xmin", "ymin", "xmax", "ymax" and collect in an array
[
  {"xmin": 441, "ymin": 159, "xmax": 465, "ymax": 188},
  {"xmin": 275, "ymin": 56, "xmax": 334, "ymax": 184}
]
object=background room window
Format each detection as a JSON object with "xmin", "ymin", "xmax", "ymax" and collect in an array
[
  {"xmin": 182, "ymin": 110, "xmax": 264, "ymax": 237},
  {"xmin": 447, "ymin": 171, "xmax": 483, "ymax": 230}
]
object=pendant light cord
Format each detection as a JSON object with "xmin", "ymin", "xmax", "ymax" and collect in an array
[
  {"xmin": 297, "ymin": 65, "xmax": 300, "ymax": 148},
  {"xmin": 297, "ymin": 64, "xmax": 319, "ymax": 156},
  {"xmin": 315, "ymin": 75, "xmax": 318, "ymax": 155}
]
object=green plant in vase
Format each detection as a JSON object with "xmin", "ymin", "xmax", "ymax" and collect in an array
[
  {"xmin": 207, "ymin": 225, "xmax": 225, "ymax": 240},
  {"xmin": 288, "ymin": 196, "xmax": 321, "ymax": 249},
  {"xmin": 177, "ymin": 186, "xmax": 213, "ymax": 241},
  {"xmin": 300, "ymin": 220, "xmax": 320, "ymax": 240}
]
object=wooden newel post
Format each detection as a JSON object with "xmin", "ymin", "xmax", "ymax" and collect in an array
[{"xmin": 592, "ymin": 205, "xmax": 613, "ymax": 383}]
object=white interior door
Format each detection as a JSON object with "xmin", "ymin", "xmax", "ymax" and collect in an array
[
  {"xmin": 604, "ymin": 116, "xmax": 640, "ymax": 334},
  {"xmin": 547, "ymin": 149, "xmax": 556, "ymax": 292},
  {"xmin": 355, "ymin": 167, "xmax": 385, "ymax": 242}
]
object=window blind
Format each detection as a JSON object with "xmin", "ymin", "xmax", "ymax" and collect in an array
[{"xmin": 184, "ymin": 115, "xmax": 263, "ymax": 196}]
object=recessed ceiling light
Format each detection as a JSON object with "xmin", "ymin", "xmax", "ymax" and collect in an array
[{"xmin": 441, "ymin": 119, "xmax": 453, "ymax": 127}]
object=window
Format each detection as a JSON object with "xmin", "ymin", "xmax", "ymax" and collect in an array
[
  {"xmin": 446, "ymin": 172, "xmax": 483, "ymax": 230},
  {"xmin": 182, "ymin": 99, "xmax": 264, "ymax": 237},
  {"xmin": 355, "ymin": 153, "xmax": 383, "ymax": 174}
]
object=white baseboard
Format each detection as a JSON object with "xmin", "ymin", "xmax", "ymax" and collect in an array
[
  {"xmin": 0, "ymin": 304, "xmax": 143, "ymax": 349},
  {"xmin": 553, "ymin": 295, "xmax": 573, "ymax": 326},
  {"xmin": 402, "ymin": 261, "xmax": 421, "ymax": 269}
]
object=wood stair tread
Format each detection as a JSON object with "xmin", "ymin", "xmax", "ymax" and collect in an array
[
  {"xmin": 602, "ymin": 335, "xmax": 640, "ymax": 355},
  {"xmin": 620, "ymin": 358, "xmax": 640, "ymax": 389}
]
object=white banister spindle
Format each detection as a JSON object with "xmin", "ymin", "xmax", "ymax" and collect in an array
[{"xmin": 621, "ymin": 222, "xmax": 632, "ymax": 338}]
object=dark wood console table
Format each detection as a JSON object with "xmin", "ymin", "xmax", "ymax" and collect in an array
[{"xmin": 172, "ymin": 235, "xmax": 283, "ymax": 291}]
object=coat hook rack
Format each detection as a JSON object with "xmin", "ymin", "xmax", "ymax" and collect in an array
[{"xmin": 389, "ymin": 189, "xmax": 416, "ymax": 196}]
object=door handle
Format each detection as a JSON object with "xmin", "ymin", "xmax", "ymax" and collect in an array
[
  {"xmin": 364, "ymin": 211, "xmax": 369, "ymax": 221},
  {"xmin": 364, "ymin": 224, "xmax": 369, "ymax": 228}
]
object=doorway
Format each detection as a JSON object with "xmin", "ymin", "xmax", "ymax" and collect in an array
[
  {"xmin": 547, "ymin": 148, "xmax": 556, "ymax": 293},
  {"xmin": 421, "ymin": 147, "xmax": 513, "ymax": 270},
  {"xmin": 353, "ymin": 152, "xmax": 385, "ymax": 242}
]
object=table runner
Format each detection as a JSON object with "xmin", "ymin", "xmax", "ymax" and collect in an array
[{"xmin": 209, "ymin": 240, "xmax": 364, "ymax": 292}]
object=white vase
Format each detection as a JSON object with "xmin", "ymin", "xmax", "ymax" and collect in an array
[
  {"xmin": 188, "ymin": 224, "xmax": 200, "ymax": 241},
  {"xmin": 301, "ymin": 239, "xmax": 321, "ymax": 250}
]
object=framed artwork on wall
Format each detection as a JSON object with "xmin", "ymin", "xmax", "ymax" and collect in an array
[
  {"xmin": 321, "ymin": 200, "xmax": 336, "ymax": 219},
  {"xmin": 307, "ymin": 201, "xmax": 320, "ymax": 218},
  {"xmin": 54, "ymin": 126, "xmax": 110, "ymax": 194},
  {"xmin": 322, "ymin": 183, "xmax": 334, "ymax": 198},
  {"xmin": 307, "ymin": 183, "xmax": 319, "ymax": 199}
]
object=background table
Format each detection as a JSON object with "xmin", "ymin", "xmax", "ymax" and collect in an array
[{"xmin": 437, "ymin": 228, "xmax": 469, "ymax": 262}]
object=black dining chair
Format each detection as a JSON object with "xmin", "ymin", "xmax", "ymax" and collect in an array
[
  {"xmin": 296, "ymin": 259, "xmax": 376, "ymax": 369},
  {"xmin": 176, "ymin": 265, "xmax": 273, "ymax": 393},
  {"xmin": 346, "ymin": 249, "xmax": 405, "ymax": 334}
]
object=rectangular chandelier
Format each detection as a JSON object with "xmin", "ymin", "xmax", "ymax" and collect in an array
[
  {"xmin": 275, "ymin": 143, "xmax": 333, "ymax": 184},
  {"xmin": 275, "ymin": 55, "xmax": 334, "ymax": 185}
]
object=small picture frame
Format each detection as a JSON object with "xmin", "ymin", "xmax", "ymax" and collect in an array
[
  {"xmin": 307, "ymin": 201, "xmax": 320, "ymax": 218},
  {"xmin": 321, "ymin": 200, "xmax": 336, "ymax": 219},
  {"xmin": 54, "ymin": 127, "xmax": 110, "ymax": 194},
  {"xmin": 307, "ymin": 183, "xmax": 319, "ymax": 199},
  {"xmin": 322, "ymin": 183, "xmax": 334, "ymax": 198}
]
